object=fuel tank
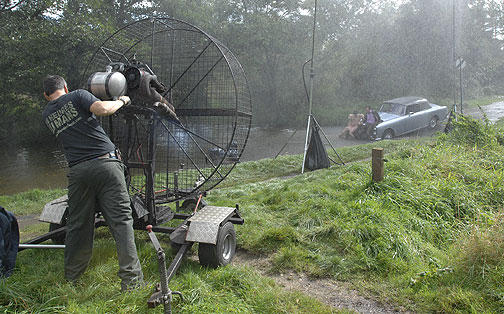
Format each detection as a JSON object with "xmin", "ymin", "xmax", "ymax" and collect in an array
[{"xmin": 87, "ymin": 67, "xmax": 127, "ymax": 100}]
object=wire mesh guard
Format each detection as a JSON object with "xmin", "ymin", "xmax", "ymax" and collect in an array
[
  {"xmin": 0, "ymin": 0, "xmax": 22, "ymax": 11},
  {"xmin": 82, "ymin": 17, "xmax": 252, "ymax": 203}
]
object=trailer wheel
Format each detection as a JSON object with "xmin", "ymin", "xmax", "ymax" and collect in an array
[
  {"xmin": 49, "ymin": 223, "xmax": 66, "ymax": 245},
  {"xmin": 181, "ymin": 198, "xmax": 207, "ymax": 211},
  {"xmin": 198, "ymin": 222, "xmax": 236, "ymax": 268},
  {"xmin": 49, "ymin": 210, "xmax": 68, "ymax": 244}
]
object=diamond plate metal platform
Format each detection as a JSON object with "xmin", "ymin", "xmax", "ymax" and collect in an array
[{"xmin": 185, "ymin": 206, "xmax": 236, "ymax": 244}]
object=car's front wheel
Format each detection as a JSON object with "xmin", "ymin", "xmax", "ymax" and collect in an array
[
  {"xmin": 429, "ymin": 116, "xmax": 439, "ymax": 129},
  {"xmin": 383, "ymin": 129, "xmax": 394, "ymax": 140}
]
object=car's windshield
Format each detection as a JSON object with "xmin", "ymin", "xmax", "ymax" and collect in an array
[{"xmin": 380, "ymin": 103, "xmax": 405, "ymax": 115}]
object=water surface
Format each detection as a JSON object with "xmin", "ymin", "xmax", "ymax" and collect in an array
[{"xmin": 1, "ymin": 126, "xmax": 360, "ymax": 195}]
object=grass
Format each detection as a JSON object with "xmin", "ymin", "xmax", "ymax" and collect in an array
[
  {"xmin": 4, "ymin": 114, "xmax": 504, "ymax": 312},
  {"xmin": 2, "ymin": 229, "xmax": 338, "ymax": 313},
  {"xmin": 0, "ymin": 189, "xmax": 66, "ymax": 216},
  {"xmin": 206, "ymin": 116, "xmax": 504, "ymax": 312}
]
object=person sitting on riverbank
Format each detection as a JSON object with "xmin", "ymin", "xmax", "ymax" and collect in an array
[
  {"xmin": 364, "ymin": 106, "xmax": 381, "ymax": 138},
  {"xmin": 339, "ymin": 111, "xmax": 364, "ymax": 139}
]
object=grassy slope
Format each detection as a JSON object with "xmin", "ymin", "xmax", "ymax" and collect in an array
[
  {"xmin": 212, "ymin": 116, "xmax": 504, "ymax": 313},
  {"xmin": 3, "ymin": 116, "xmax": 504, "ymax": 312}
]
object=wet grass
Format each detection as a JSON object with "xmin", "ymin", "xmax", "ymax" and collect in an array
[
  {"xmin": 0, "ymin": 188, "xmax": 66, "ymax": 216},
  {"xmin": 4, "ymin": 115, "xmax": 504, "ymax": 312},
  {"xmin": 204, "ymin": 117, "xmax": 504, "ymax": 312},
  {"xmin": 2, "ymin": 228, "xmax": 337, "ymax": 313},
  {"xmin": 219, "ymin": 138, "xmax": 426, "ymax": 189}
]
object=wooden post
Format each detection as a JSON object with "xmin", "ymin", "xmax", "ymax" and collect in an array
[{"xmin": 372, "ymin": 148, "xmax": 384, "ymax": 182}]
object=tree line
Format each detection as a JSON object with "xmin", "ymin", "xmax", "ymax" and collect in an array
[{"xmin": 1, "ymin": 0, "xmax": 503, "ymax": 145}]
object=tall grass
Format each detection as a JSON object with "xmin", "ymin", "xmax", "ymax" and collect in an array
[
  {"xmin": 206, "ymin": 115, "xmax": 504, "ymax": 312},
  {"xmin": 2, "ymin": 231, "xmax": 337, "ymax": 313}
]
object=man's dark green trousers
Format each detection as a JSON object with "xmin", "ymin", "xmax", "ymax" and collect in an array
[{"xmin": 66, "ymin": 157, "xmax": 143, "ymax": 290}]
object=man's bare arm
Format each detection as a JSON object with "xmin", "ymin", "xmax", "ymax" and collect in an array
[{"xmin": 90, "ymin": 96, "xmax": 130, "ymax": 116}]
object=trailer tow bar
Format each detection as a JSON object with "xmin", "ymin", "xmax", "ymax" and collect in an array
[{"xmin": 146, "ymin": 225, "xmax": 187, "ymax": 313}]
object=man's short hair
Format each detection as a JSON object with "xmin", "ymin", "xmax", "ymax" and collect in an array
[{"xmin": 43, "ymin": 75, "xmax": 67, "ymax": 96}]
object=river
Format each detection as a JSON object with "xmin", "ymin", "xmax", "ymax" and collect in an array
[{"xmin": 0, "ymin": 126, "xmax": 363, "ymax": 195}]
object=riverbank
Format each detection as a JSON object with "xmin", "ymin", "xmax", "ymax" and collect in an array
[
  {"xmin": 3, "ymin": 115, "xmax": 504, "ymax": 312},
  {"xmin": 2, "ymin": 96, "xmax": 502, "ymax": 196}
]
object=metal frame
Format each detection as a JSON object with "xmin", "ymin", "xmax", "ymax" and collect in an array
[{"xmin": 23, "ymin": 17, "xmax": 251, "ymax": 312}]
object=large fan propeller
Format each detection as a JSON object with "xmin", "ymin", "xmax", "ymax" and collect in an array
[{"xmin": 82, "ymin": 17, "xmax": 252, "ymax": 205}]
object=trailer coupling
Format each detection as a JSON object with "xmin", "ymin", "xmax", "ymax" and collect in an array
[{"xmin": 146, "ymin": 225, "xmax": 187, "ymax": 313}]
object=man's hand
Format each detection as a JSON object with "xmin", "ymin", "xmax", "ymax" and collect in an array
[{"xmin": 119, "ymin": 96, "xmax": 131, "ymax": 106}]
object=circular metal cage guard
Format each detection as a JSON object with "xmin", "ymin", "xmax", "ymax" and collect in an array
[{"xmin": 82, "ymin": 17, "xmax": 252, "ymax": 202}]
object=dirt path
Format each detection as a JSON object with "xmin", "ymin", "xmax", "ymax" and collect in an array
[
  {"xmin": 16, "ymin": 214, "xmax": 40, "ymax": 230},
  {"xmin": 232, "ymin": 250, "xmax": 410, "ymax": 313}
]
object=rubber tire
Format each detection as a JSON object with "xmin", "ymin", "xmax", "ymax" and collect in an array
[
  {"xmin": 198, "ymin": 222, "xmax": 236, "ymax": 268},
  {"xmin": 49, "ymin": 222, "xmax": 66, "ymax": 245},
  {"xmin": 170, "ymin": 241, "xmax": 182, "ymax": 254},
  {"xmin": 181, "ymin": 198, "xmax": 207, "ymax": 211},
  {"xmin": 429, "ymin": 116, "xmax": 439, "ymax": 129},
  {"xmin": 383, "ymin": 129, "xmax": 394, "ymax": 140}
]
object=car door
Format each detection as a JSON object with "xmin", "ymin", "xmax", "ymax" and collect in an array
[
  {"xmin": 404, "ymin": 104, "xmax": 423, "ymax": 132},
  {"xmin": 387, "ymin": 104, "xmax": 410, "ymax": 136},
  {"xmin": 414, "ymin": 101, "xmax": 432, "ymax": 128}
]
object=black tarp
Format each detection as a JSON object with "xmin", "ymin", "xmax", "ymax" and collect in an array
[
  {"xmin": 0, "ymin": 206, "xmax": 19, "ymax": 278},
  {"xmin": 304, "ymin": 124, "xmax": 330, "ymax": 171}
]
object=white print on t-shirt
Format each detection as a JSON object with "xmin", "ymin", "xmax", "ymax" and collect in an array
[{"xmin": 45, "ymin": 101, "xmax": 82, "ymax": 137}]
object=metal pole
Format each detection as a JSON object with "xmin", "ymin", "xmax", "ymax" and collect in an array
[
  {"xmin": 275, "ymin": 129, "xmax": 297, "ymax": 159},
  {"xmin": 302, "ymin": 0, "xmax": 318, "ymax": 174},
  {"xmin": 460, "ymin": 65, "xmax": 463, "ymax": 115},
  {"xmin": 18, "ymin": 244, "xmax": 65, "ymax": 249},
  {"xmin": 452, "ymin": 0, "xmax": 458, "ymax": 116},
  {"xmin": 311, "ymin": 116, "xmax": 345, "ymax": 165}
]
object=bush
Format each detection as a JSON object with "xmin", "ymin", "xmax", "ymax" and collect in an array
[{"xmin": 442, "ymin": 113, "xmax": 498, "ymax": 148}]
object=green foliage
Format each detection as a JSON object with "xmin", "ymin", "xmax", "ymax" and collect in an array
[
  {"xmin": 2, "ymin": 0, "xmax": 504, "ymax": 144},
  {"xmin": 441, "ymin": 113, "xmax": 499, "ymax": 147},
  {"xmin": 439, "ymin": 213, "xmax": 504, "ymax": 313},
  {"xmin": 7, "ymin": 126, "xmax": 504, "ymax": 312},
  {"xmin": 206, "ymin": 126, "xmax": 504, "ymax": 311}
]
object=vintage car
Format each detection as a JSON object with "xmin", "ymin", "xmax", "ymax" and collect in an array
[{"xmin": 373, "ymin": 97, "xmax": 448, "ymax": 139}]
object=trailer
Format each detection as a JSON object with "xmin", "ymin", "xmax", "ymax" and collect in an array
[{"xmin": 21, "ymin": 17, "xmax": 252, "ymax": 313}]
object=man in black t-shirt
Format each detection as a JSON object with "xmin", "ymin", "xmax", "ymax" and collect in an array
[{"xmin": 42, "ymin": 75, "xmax": 143, "ymax": 291}]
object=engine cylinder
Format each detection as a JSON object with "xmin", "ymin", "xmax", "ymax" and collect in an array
[{"xmin": 87, "ymin": 69, "xmax": 127, "ymax": 100}]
